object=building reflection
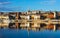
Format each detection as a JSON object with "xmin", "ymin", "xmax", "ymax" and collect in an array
[{"xmin": 0, "ymin": 22, "xmax": 60, "ymax": 31}]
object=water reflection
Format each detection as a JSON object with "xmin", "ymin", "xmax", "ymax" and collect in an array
[
  {"xmin": 1, "ymin": 23, "xmax": 60, "ymax": 31},
  {"xmin": 1, "ymin": 23, "xmax": 60, "ymax": 38}
]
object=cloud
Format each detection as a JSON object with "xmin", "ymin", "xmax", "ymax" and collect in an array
[
  {"xmin": 0, "ymin": 7, "xmax": 13, "ymax": 11},
  {"xmin": 0, "ymin": 2, "xmax": 10, "ymax": 5},
  {"xmin": 39, "ymin": 0, "xmax": 56, "ymax": 5},
  {"xmin": 0, "ymin": 6, "xmax": 22, "ymax": 12}
]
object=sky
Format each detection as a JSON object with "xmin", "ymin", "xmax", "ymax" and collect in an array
[{"xmin": 0, "ymin": 0, "xmax": 60, "ymax": 12}]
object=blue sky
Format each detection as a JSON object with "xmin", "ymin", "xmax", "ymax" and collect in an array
[{"xmin": 0, "ymin": 0, "xmax": 60, "ymax": 12}]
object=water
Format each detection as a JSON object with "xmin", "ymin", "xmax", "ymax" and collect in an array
[{"xmin": 0, "ymin": 29, "xmax": 60, "ymax": 38}]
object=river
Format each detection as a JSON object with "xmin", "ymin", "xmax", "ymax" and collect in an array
[{"xmin": 0, "ymin": 29, "xmax": 60, "ymax": 38}]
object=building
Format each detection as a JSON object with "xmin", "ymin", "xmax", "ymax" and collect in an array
[{"xmin": 0, "ymin": 10, "xmax": 60, "ymax": 31}]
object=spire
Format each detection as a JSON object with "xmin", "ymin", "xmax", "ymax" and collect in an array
[{"xmin": 27, "ymin": 7, "xmax": 31, "ymax": 12}]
